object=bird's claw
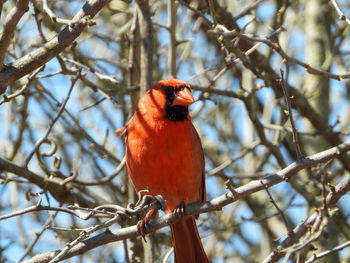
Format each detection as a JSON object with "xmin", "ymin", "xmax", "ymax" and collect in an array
[
  {"xmin": 136, "ymin": 208, "xmax": 158, "ymax": 241},
  {"xmin": 137, "ymin": 218, "xmax": 149, "ymax": 242},
  {"xmin": 174, "ymin": 200, "xmax": 186, "ymax": 219}
]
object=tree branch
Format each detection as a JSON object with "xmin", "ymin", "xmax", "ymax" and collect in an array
[
  {"xmin": 0, "ymin": 157, "xmax": 96, "ymax": 207},
  {"xmin": 167, "ymin": 0, "xmax": 177, "ymax": 77},
  {"xmin": 136, "ymin": 0, "xmax": 153, "ymax": 94},
  {"xmin": 0, "ymin": 0, "xmax": 111, "ymax": 93},
  {"xmin": 23, "ymin": 140, "xmax": 350, "ymax": 263},
  {"xmin": 263, "ymin": 178, "xmax": 350, "ymax": 263},
  {"xmin": 305, "ymin": 240, "xmax": 350, "ymax": 263},
  {"xmin": 330, "ymin": 0, "xmax": 350, "ymax": 25},
  {"xmin": 0, "ymin": 0, "xmax": 29, "ymax": 73}
]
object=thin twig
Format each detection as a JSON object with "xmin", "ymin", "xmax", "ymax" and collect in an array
[
  {"xmin": 263, "ymin": 178, "xmax": 350, "ymax": 263},
  {"xmin": 63, "ymin": 58, "xmax": 119, "ymax": 85},
  {"xmin": 47, "ymin": 194, "xmax": 165, "ymax": 263},
  {"xmin": 18, "ymin": 210, "xmax": 59, "ymax": 262},
  {"xmin": 80, "ymin": 97, "xmax": 107, "ymax": 112},
  {"xmin": 207, "ymin": 140, "xmax": 260, "ymax": 176},
  {"xmin": 281, "ymin": 214, "xmax": 327, "ymax": 263},
  {"xmin": 0, "ymin": 65, "xmax": 45, "ymax": 105},
  {"xmin": 210, "ymin": 25, "xmax": 285, "ymax": 70},
  {"xmin": 262, "ymin": 122, "xmax": 350, "ymax": 136},
  {"xmin": 261, "ymin": 180, "xmax": 296, "ymax": 242},
  {"xmin": 38, "ymin": 84, "xmax": 121, "ymax": 164},
  {"xmin": 224, "ymin": 180, "xmax": 238, "ymax": 197},
  {"xmin": 162, "ymin": 247, "xmax": 174, "ymax": 263},
  {"xmin": 0, "ymin": 201, "xmax": 113, "ymax": 221},
  {"xmin": 43, "ymin": 0, "xmax": 96, "ymax": 27},
  {"xmin": 25, "ymin": 71, "xmax": 80, "ymax": 166},
  {"xmin": 123, "ymin": 239, "xmax": 131, "ymax": 263},
  {"xmin": 177, "ymin": 0, "xmax": 212, "ymax": 26},
  {"xmin": 234, "ymin": 0, "xmax": 266, "ymax": 22},
  {"xmin": 330, "ymin": 0, "xmax": 350, "ymax": 25},
  {"xmin": 60, "ymin": 157, "xmax": 126, "ymax": 186},
  {"xmin": 210, "ymin": 25, "xmax": 350, "ymax": 81},
  {"xmin": 167, "ymin": 0, "xmax": 177, "ymax": 77},
  {"xmin": 207, "ymin": 0, "xmax": 217, "ymax": 25},
  {"xmin": 192, "ymin": 26, "xmax": 281, "ymax": 103},
  {"xmin": 305, "ymin": 240, "xmax": 350, "ymax": 263},
  {"xmin": 321, "ymin": 168, "xmax": 329, "ymax": 217},
  {"xmin": 128, "ymin": 7, "xmax": 139, "ymax": 89},
  {"xmin": 47, "ymin": 216, "xmax": 120, "ymax": 263},
  {"xmin": 280, "ymin": 69, "xmax": 303, "ymax": 160}
]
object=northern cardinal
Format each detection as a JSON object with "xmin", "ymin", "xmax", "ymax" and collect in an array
[{"xmin": 116, "ymin": 79, "xmax": 208, "ymax": 262}]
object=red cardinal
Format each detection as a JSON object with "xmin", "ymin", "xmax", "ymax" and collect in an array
[{"xmin": 116, "ymin": 79, "xmax": 208, "ymax": 262}]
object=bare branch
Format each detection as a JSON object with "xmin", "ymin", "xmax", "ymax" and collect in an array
[
  {"xmin": 167, "ymin": 0, "xmax": 177, "ymax": 77},
  {"xmin": 0, "ymin": 199, "xmax": 115, "ymax": 222},
  {"xmin": 0, "ymin": 156, "xmax": 97, "ymax": 207},
  {"xmin": 0, "ymin": 65, "xmax": 44, "ymax": 105},
  {"xmin": 305, "ymin": 240, "xmax": 350, "ymax": 263},
  {"xmin": 43, "ymin": 0, "xmax": 96, "ymax": 26},
  {"xmin": 44, "ymin": 194, "xmax": 164, "ymax": 263},
  {"xmin": 25, "ymin": 71, "xmax": 79, "ymax": 166},
  {"xmin": 233, "ymin": 0, "xmax": 266, "ymax": 21},
  {"xmin": 263, "ymin": 179, "xmax": 350, "ymax": 263},
  {"xmin": 23, "ymin": 141, "xmax": 350, "ymax": 263},
  {"xmin": 136, "ymin": 0, "xmax": 153, "ymax": 93},
  {"xmin": 330, "ymin": 0, "xmax": 350, "ymax": 25},
  {"xmin": 211, "ymin": 25, "xmax": 350, "ymax": 81},
  {"xmin": 18, "ymin": 211, "xmax": 59, "ymax": 262},
  {"xmin": 0, "ymin": 0, "xmax": 111, "ymax": 92},
  {"xmin": 261, "ymin": 181, "xmax": 296, "ymax": 242},
  {"xmin": 0, "ymin": 0, "xmax": 29, "ymax": 72},
  {"xmin": 262, "ymin": 122, "xmax": 350, "ymax": 137},
  {"xmin": 280, "ymin": 69, "xmax": 303, "ymax": 160},
  {"xmin": 178, "ymin": 0, "xmax": 212, "ymax": 26}
]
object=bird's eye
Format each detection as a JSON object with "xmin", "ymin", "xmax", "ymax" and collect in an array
[{"xmin": 162, "ymin": 86, "xmax": 173, "ymax": 95}]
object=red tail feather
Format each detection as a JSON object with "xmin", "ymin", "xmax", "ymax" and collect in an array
[{"xmin": 170, "ymin": 216, "xmax": 209, "ymax": 263}]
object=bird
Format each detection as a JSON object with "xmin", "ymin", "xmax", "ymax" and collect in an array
[{"xmin": 116, "ymin": 78, "xmax": 209, "ymax": 263}]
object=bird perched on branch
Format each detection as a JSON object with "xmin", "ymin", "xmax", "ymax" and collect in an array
[{"xmin": 116, "ymin": 79, "xmax": 208, "ymax": 263}]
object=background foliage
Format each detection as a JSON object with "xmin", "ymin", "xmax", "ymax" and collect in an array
[{"xmin": 1, "ymin": 0, "xmax": 350, "ymax": 262}]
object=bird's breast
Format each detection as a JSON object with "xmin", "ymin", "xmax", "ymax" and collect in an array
[{"xmin": 125, "ymin": 117, "xmax": 203, "ymax": 211}]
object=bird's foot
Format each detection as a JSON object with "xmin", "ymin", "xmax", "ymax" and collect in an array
[
  {"xmin": 173, "ymin": 200, "xmax": 186, "ymax": 219},
  {"xmin": 136, "ymin": 209, "xmax": 157, "ymax": 242},
  {"xmin": 137, "ymin": 218, "xmax": 149, "ymax": 241}
]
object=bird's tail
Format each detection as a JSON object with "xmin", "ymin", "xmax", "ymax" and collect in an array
[{"xmin": 170, "ymin": 216, "xmax": 209, "ymax": 263}]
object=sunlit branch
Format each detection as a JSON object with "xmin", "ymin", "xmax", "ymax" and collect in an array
[
  {"xmin": 0, "ymin": 0, "xmax": 111, "ymax": 91},
  {"xmin": 23, "ymin": 141, "xmax": 350, "ymax": 263}
]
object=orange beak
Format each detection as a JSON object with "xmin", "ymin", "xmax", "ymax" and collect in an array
[{"xmin": 171, "ymin": 88, "xmax": 194, "ymax": 106}]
